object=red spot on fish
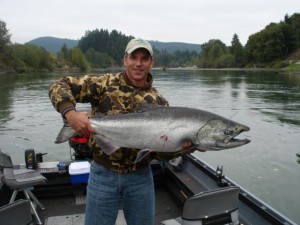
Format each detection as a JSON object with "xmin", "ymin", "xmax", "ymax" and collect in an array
[{"xmin": 160, "ymin": 135, "xmax": 168, "ymax": 142}]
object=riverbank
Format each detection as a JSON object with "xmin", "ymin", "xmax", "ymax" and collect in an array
[
  {"xmin": 153, "ymin": 67, "xmax": 278, "ymax": 71},
  {"xmin": 1, "ymin": 64, "xmax": 300, "ymax": 75},
  {"xmin": 152, "ymin": 66, "xmax": 300, "ymax": 74}
]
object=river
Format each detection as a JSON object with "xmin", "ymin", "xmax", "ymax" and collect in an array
[{"xmin": 0, "ymin": 70, "xmax": 299, "ymax": 223}]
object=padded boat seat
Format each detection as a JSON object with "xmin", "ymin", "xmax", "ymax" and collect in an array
[
  {"xmin": 3, "ymin": 168, "xmax": 46, "ymax": 189},
  {"xmin": 0, "ymin": 199, "xmax": 33, "ymax": 225},
  {"xmin": 0, "ymin": 150, "xmax": 47, "ymax": 225},
  {"xmin": 161, "ymin": 186, "xmax": 239, "ymax": 225}
]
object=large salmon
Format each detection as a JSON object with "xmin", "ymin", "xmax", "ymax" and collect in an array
[{"xmin": 55, "ymin": 106, "xmax": 250, "ymax": 162}]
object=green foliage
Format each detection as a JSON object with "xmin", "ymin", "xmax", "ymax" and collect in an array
[
  {"xmin": 285, "ymin": 62, "xmax": 300, "ymax": 71},
  {"xmin": 0, "ymin": 20, "xmax": 11, "ymax": 53},
  {"xmin": 194, "ymin": 13, "xmax": 300, "ymax": 69},
  {"xmin": 245, "ymin": 13, "xmax": 300, "ymax": 64},
  {"xmin": 58, "ymin": 44, "xmax": 69, "ymax": 62},
  {"xmin": 245, "ymin": 23, "xmax": 286, "ymax": 63},
  {"xmin": 78, "ymin": 29, "xmax": 134, "ymax": 66},
  {"xmin": 2, "ymin": 43, "xmax": 54, "ymax": 72},
  {"xmin": 154, "ymin": 49, "xmax": 198, "ymax": 67},
  {"xmin": 196, "ymin": 39, "xmax": 234, "ymax": 68},
  {"xmin": 284, "ymin": 14, "xmax": 300, "ymax": 52},
  {"xmin": 154, "ymin": 49, "xmax": 171, "ymax": 67},
  {"xmin": 70, "ymin": 47, "xmax": 90, "ymax": 71},
  {"xmin": 271, "ymin": 60, "xmax": 290, "ymax": 69},
  {"xmin": 230, "ymin": 34, "xmax": 245, "ymax": 67},
  {"xmin": 77, "ymin": 28, "xmax": 199, "ymax": 68},
  {"xmin": 85, "ymin": 48, "xmax": 112, "ymax": 68}
]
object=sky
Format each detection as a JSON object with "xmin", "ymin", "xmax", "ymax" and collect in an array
[{"xmin": 1, "ymin": 0, "xmax": 299, "ymax": 46}]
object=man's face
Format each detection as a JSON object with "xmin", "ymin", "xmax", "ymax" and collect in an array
[{"xmin": 123, "ymin": 48, "xmax": 154, "ymax": 87}]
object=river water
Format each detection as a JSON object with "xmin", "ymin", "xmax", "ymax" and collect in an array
[{"xmin": 0, "ymin": 70, "xmax": 299, "ymax": 223}]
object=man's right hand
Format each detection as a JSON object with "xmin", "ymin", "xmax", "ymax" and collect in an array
[{"xmin": 65, "ymin": 110, "xmax": 94, "ymax": 136}]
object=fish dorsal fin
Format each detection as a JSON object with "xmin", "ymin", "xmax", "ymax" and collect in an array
[{"xmin": 94, "ymin": 135, "xmax": 121, "ymax": 155}]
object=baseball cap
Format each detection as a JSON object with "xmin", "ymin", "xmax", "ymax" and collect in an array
[{"xmin": 125, "ymin": 38, "xmax": 153, "ymax": 56}]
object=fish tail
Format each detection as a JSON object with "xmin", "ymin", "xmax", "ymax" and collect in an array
[{"xmin": 55, "ymin": 123, "xmax": 76, "ymax": 143}]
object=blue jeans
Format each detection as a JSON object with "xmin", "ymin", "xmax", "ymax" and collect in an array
[{"xmin": 84, "ymin": 161, "xmax": 155, "ymax": 225}]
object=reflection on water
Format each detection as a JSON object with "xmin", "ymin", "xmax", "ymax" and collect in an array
[{"xmin": 0, "ymin": 70, "xmax": 299, "ymax": 223}]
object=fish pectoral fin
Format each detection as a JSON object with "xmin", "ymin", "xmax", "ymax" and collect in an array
[
  {"xmin": 94, "ymin": 135, "xmax": 120, "ymax": 155},
  {"xmin": 176, "ymin": 143, "xmax": 207, "ymax": 154},
  {"xmin": 134, "ymin": 149, "xmax": 152, "ymax": 163}
]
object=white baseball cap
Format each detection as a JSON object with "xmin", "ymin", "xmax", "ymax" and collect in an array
[{"xmin": 125, "ymin": 38, "xmax": 153, "ymax": 56}]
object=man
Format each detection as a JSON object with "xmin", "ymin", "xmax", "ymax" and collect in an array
[{"xmin": 49, "ymin": 38, "xmax": 187, "ymax": 225}]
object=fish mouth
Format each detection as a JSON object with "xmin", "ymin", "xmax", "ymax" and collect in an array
[
  {"xmin": 215, "ymin": 138, "xmax": 251, "ymax": 150},
  {"xmin": 221, "ymin": 137, "xmax": 250, "ymax": 147},
  {"xmin": 216, "ymin": 134, "xmax": 251, "ymax": 149},
  {"xmin": 221, "ymin": 125, "xmax": 250, "ymax": 148}
]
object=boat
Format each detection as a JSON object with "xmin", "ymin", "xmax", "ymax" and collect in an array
[{"xmin": 0, "ymin": 137, "xmax": 297, "ymax": 225}]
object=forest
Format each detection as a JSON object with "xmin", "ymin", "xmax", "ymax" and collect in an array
[{"xmin": 0, "ymin": 13, "xmax": 299, "ymax": 73}]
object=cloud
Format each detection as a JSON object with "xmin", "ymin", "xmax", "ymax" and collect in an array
[{"xmin": 1, "ymin": 0, "xmax": 298, "ymax": 45}]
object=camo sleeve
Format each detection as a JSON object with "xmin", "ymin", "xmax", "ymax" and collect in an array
[{"xmin": 49, "ymin": 74, "xmax": 107, "ymax": 113}]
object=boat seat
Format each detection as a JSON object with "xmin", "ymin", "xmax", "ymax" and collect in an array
[
  {"xmin": 0, "ymin": 199, "xmax": 33, "ymax": 225},
  {"xmin": 0, "ymin": 150, "xmax": 47, "ymax": 225},
  {"xmin": 161, "ymin": 186, "xmax": 239, "ymax": 225}
]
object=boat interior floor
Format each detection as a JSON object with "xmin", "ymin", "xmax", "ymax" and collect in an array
[{"xmin": 39, "ymin": 185, "xmax": 182, "ymax": 225}]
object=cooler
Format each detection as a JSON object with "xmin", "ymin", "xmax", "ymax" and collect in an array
[{"xmin": 69, "ymin": 161, "xmax": 90, "ymax": 184}]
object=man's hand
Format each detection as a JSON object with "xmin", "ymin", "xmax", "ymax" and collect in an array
[{"xmin": 65, "ymin": 110, "xmax": 94, "ymax": 136}]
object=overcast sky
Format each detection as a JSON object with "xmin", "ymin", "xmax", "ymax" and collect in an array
[{"xmin": 1, "ymin": 0, "xmax": 299, "ymax": 46}]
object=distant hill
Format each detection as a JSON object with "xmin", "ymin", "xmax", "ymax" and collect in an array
[
  {"xmin": 149, "ymin": 41, "xmax": 201, "ymax": 53},
  {"xmin": 27, "ymin": 37, "xmax": 201, "ymax": 54},
  {"xmin": 26, "ymin": 37, "xmax": 79, "ymax": 54}
]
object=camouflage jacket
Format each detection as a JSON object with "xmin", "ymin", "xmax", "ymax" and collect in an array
[{"xmin": 49, "ymin": 72, "xmax": 179, "ymax": 173}]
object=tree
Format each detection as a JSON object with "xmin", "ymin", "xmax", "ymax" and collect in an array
[
  {"xmin": 283, "ymin": 13, "xmax": 300, "ymax": 53},
  {"xmin": 70, "ymin": 47, "xmax": 90, "ymax": 71},
  {"xmin": 57, "ymin": 44, "xmax": 70, "ymax": 68},
  {"xmin": 245, "ymin": 13, "xmax": 300, "ymax": 65},
  {"xmin": 0, "ymin": 20, "xmax": 11, "ymax": 54},
  {"xmin": 5, "ymin": 44, "xmax": 54, "ymax": 72},
  {"xmin": 85, "ymin": 48, "xmax": 112, "ymax": 68},
  {"xmin": 196, "ymin": 39, "xmax": 233, "ymax": 68},
  {"xmin": 59, "ymin": 44, "xmax": 69, "ymax": 60},
  {"xmin": 155, "ymin": 49, "xmax": 172, "ymax": 67},
  {"xmin": 230, "ymin": 34, "xmax": 245, "ymax": 67},
  {"xmin": 78, "ymin": 28, "xmax": 134, "ymax": 66},
  {"xmin": 245, "ymin": 23, "xmax": 286, "ymax": 63}
]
